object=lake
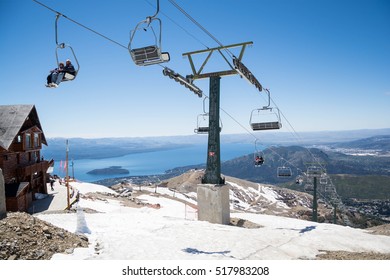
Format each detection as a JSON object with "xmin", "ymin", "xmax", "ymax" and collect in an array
[{"xmin": 53, "ymin": 143, "xmax": 253, "ymax": 182}]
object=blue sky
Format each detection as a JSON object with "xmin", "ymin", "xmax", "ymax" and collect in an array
[{"xmin": 1, "ymin": 0, "xmax": 389, "ymax": 138}]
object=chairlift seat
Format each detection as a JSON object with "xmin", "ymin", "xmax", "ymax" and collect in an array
[
  {"xmin": 251, "ymin": 121, "xmax": 281, "ymax": 131},
  {"xmin": 194, "ymin": 127, "xmax": 222, "ymax": 134},
  {"xmin": 304, "ymin": 184, "xmax": 314, "ymax": 191},
  {"xmin": 63, "ymin": 72, "xmax": 76, "ymax": 81},
  {"xmin": 320, "ymin": 177, "xmax": 328, "ymax": 184},
  {"xmin": 325, "ymin": 186, "xmax": 335, "ymax": 193},
  {"xmin": 254, "ymin": 161, "xmax": 264, "ymax": 167},
  {"xmin": 130, "ymin": 45, "xmax": 170, "ymax": 66},
  {"xmin": 277, "ymin": 167, "xmax": 292, "ymax": 177},
  {"xmin": 194, "ymin": 127, "xmax": 209, "ymax": 134},
  {"xmin": 307, "ymin": 166, "xmax": 322, "ymax": 177}
]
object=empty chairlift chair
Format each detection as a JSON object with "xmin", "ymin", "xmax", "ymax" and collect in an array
[
  {"xmin": 277, "ymin": 166, "xmax": 292, "ymax": 178},
  {"xmin": 194, "ymin": 97, "xmax": 221, "ymax": 134},
  {"xmin": 320, "ymin": 174, "xmax": 328, "ymax": 185},
  {"xmin": 194, "ymin": 114, "xmax": 222, "ymax": 134},
  {"xmin": 194, "ymin": 113, "xmax": 210, "ymax": 134},
  {"xmin": 249, "ymin": 89, "xmax": 282, "ymax": 131},
  {"xmin": 128, "ymin": 0, "xmax": 170, "ymax": 66},
  {"xmin": 306, "ymin": 166, "xmax": 323, "ymax": 177},
  {"xmin": 250, "ymin": 107, "xmax": 282, "ymax": 131},
  {"xmin": 304, "ymin": 183, "xmax": 314, "ymax": 192}
]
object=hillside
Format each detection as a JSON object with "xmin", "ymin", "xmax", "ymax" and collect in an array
[
  {"xmin": 221, "ymin": 145, "xmax": 390, "ymax": 184},
  {"xmin": 330, "ymin": 135, "xmax": 390, "ymax": 154}
]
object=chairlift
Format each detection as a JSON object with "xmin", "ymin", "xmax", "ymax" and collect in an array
[
  {"xmin": 306, "ymin": 166, "xmax": 322, "ymax": 177},
  {"xmin": 254, "ymin": 139, "xmax": 264, "ymax": 167},
  {"xmin": 194, "ymin": 97, "xmax": 222, "ymax": 134},
  {"xmin": 295, "ymin": 175, "xmax": 304, "ymax": 185},
  {"xmin": 304, "ymin": 183, "xmax": 314, "ymax": 192},
  {"xmin": 54, "ymin": 14, "xmax": 80, "ymax": 82},
  {"xmin": 194, "ymin": 113, "xmax": 210, "ymax": 134},
  {"xmin": 194, "ymin": 114, "xmax": 223, "ymax": 134},
  {"xmin": 249, "ymin": 89, "xmax": 282, "ymax": 131},
  {"xmin": 277, "ymin": 166, "xmax": 292, "ymax": 178},
  {"xmin": 325, "ymin": 186, "xmax": 336, "ymax": 193},
  {"xmin": 128, "ymin": 0, "xmax": 170, "ymax": 66},
  {"xmin": 320, "ymin": 174, "xmax": 328, "ymax": 185}
]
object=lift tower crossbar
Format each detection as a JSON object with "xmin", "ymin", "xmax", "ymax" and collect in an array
[{"xmin": 183, "ymin": 41, "xmax": 253, "ymax": 81}]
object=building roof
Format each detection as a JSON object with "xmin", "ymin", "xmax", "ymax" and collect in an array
[{"xmin": 0, "ymin": 105, "xmax": 47, "ymax": 150}]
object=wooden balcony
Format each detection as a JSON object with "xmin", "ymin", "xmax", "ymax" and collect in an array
[{"xmin": 17, "ymin": 160, "xmax": 51, "ymax": 178}]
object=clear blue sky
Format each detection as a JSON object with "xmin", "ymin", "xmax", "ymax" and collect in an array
[{"xmin": 1, "ymin": 0, "xmax": 389, "ymax": 138}]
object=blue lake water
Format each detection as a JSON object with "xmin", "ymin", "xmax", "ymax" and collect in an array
[{"xmin": 53, "ymin": 143, "xmax": 253, "ymax": 182}]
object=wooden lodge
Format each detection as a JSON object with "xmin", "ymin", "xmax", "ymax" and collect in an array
[{"xmin": 0, "ymin": 105, "xmax": 53, "ymax": 212}]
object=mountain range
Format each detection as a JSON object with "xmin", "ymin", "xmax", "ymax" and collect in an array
[{"xmin": 42, "ymin": 128, "xmax": 390, "ymax": 160}]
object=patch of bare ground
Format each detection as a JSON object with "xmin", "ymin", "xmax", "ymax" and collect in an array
[
  {"xmin": 316, "ymin": 251, "xmax": 390, "ymax": 260},
  {"xmin": 365, "ymin": 223, "xmax": 390, "ymax": 236},
  {"xmin": 230, "ymin": 217, "xmax": 262, "ymax": 229}
]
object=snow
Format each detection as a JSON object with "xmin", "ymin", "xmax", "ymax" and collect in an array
[
  {"xmin": 33, "ymin": 181, "xmax": 390, "ymax": 260},
  {"xmin": 27, "ymin": 180, "xmax": 390, "ymax": 278}
]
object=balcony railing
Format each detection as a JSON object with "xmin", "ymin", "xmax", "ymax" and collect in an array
[{"xmin": 17, "ymin": 160, "xmax": 51, "ymax": 178}]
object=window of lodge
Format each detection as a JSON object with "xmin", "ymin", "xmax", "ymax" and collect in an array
[
  {"xmin": 25, "ymin": 133, "xmax": 32, "ymax": 149},
  {"xmin": 34, "ymin": 133, "xmax": 40, "ymax": 148}
]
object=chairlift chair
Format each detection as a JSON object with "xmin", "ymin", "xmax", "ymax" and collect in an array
[
  {"xmin": 55, "ymin": 43, "xmax": 80, "ymax": 82},
  {"xmin": 306, "ymin": 166, "xmax": 323, "ymax": 177},
  {"xmin": 253, "ymin": 139, "xmax": 264, "ymax": 167},
  {"xmin": 304, "ymin": 183, "xmax": 314, "ymax": 192},
  {"xmin": 254, "ymin": 154, "xmax": 264, "ymax": 167},
  {"xmin": 194, "ymin": 113, "xmax": 210, "ymax": 134},
  {"xmin": 325, "ymin": 186, "xmax": 336, "ymax": 193},
  {"xmin": 250, "ymin": 107, "xmax": 282, "ymax": 131},
  {"xmin": 194, "ymin": 114, "xmax": 222, "ymax": 134},
  {"xmin": 277, "ymin": 166, "xmax": 292, "ymax": 178},
  {"xmin": 295, "ymin": 175, "xmax": 304, "ymax": 185},
  {"xmin": 194, "ymin": 97, "xmax": 222, "ymax": 134},
  {"xmin": 128, "ymin": 1, "xmax": 170, "ymax": 66},
  {"xmin": 47, "ymin": 13, "xmax": 80, "ymax": 87},
  {"xmin": 320, "ymin": 175, "xmax": 328, "ymax": 185},
  {"xmin": 249, "ymin": 89, "xmax": 282, "ymax": 131}
]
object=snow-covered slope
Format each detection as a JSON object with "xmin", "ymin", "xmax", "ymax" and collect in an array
[{"xmin": 35, "ymin": 180, "xmax": 390, "ymax": 260}]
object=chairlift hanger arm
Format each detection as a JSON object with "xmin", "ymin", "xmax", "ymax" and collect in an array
[
  {"xmin": 202, "ymin": 96, "xmax": 208, "ymax": 114},
  {"xmin": 54, "ymin": 13, "xmax": 80, "ymax": 73},
  {"xmin": 148, "ymin": 0, "xmax": 160, "ymax": 22},
  {"xmin": 55, "ymin": 13, "xmax": 63, "ymax": 47},
  {"xmin": 263, "ymin": 88, "xmax": 271, "ymax": 108}
]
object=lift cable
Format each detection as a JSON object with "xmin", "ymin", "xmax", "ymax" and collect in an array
[
  {"xmin": 32, "ymin": 0, "xmax": 128, "ymax": 50},
  {"xmin": 33, "ymin": 0, "xmax": 326, "ymax": 177},
  {"xmin": 201, "ymin": 91, "xmax": 300, "ymax": 172},
  {"xmin": 143, "ymin": 0, "xmax": 210, "ymax": 49},
  {"xmin": 269, "ymin": 94, "xmax": 328, "ymax": 172},
  {"xmin": 167, "ymin": 0, "xmax": 235, "ymax": 59}
]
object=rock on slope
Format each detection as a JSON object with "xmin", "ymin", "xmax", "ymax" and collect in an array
[{"xmin": 0, "ymin": 212, "xmax": 88, "ymax": 260}]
